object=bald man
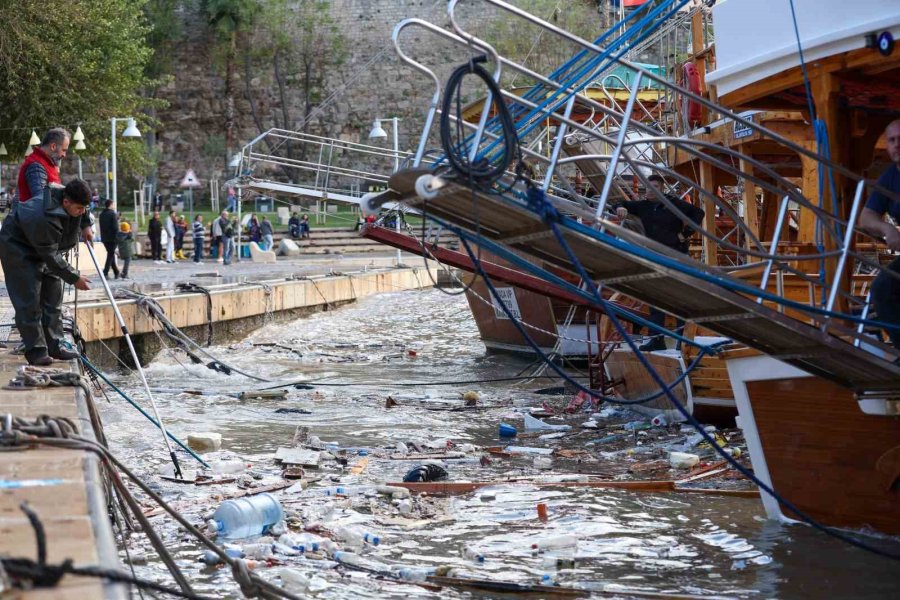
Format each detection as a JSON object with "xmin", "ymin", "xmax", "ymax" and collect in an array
[{"xmin": 859, "ymin": 120, "xmax": 900, "ymax": 352}]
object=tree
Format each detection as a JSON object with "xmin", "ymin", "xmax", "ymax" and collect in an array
[
  {"xmin": 244, "ymin": 0, "xmax": 346, "ymax": 160},
  {"xmin": 202, "ymin": 0, "xmax": 259, "ymax": 161},
  {"xmin": 0, "ymin": 0, "xmax": 155, "ymax": 185}
]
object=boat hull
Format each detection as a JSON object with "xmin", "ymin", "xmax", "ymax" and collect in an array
[{"xmin": 728, "ymin": 355, "xmax": 900, "ymax": 535}]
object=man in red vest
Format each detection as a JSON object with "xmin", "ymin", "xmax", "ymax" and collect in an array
[
  {"xmin": 17, "ymin": 128, "xmax": 69, "ymax": 203},
  {"xmin": 15, "ymin": 128, "xmax": 93, "ymax": 244}
]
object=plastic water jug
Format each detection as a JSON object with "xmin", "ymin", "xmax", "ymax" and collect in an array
[{"xmin": 212, "ymin": 493, "xmax": 283, "ymax": 539}]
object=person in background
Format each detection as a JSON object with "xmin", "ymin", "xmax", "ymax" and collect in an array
[
  {"xmin": 226, "ymin": 187, "xmax": 237, "ymax": 212},
  {"xmin": 222, "ymin": 216, "xmax": 236, "ymax": 265},
  {"xmin": 192, "ymin": 215, "xmax": 205, "ymax": 263},
  {"xmin": 211, "ymin": 210, "xmax": 226, "ymax": 261},
  {"xmin": 260, "ymin": 215, "xmax": 274, "ymax": 251},
  {"xmin": 174, "ymin": 215, "xmax": 187, "ymax": 259},
  {"xmin": 613, "ymin": 174, "xmax": 704, "ymax": 351},
  {"xmin": 247, "ymin": 214, "xmax": 261, "ymax": 245},
  {"xmin": 0, "ymin": 180, "xmax": 92, "ymax": 365},
  {"xmin": 148, "ymin": 211, "xmax": 162, "ymax": 262},
  {"xmin": 299, "ymin": 214, "xmax": 310, "ymax": 239},
  {"xmin": 116, "ymin": 221, "xmax": 134, "ymax": 279},
  {"xmin": 153, "ymin": 191, "xmax": 163, "ymax": 211},
  {"xmin": 289, "ymin": 212, "xmax": 301, "ymax": 238},
  {"xmin": 98, "ymin": 199, "xmax": 120, "ymax": 279},
  {"xmin": 164, "ymin": 209, "xmax": 176, "ymax": 263}
]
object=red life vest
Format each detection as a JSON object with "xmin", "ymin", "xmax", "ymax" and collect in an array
[{"xmin": 17, "ymin": 147, "xmax": 61, "ymax": 201}]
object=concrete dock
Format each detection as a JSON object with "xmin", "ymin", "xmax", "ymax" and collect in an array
[{"xmin": 0, "ymin": 301, "xmax": 123, "ymax": 599}]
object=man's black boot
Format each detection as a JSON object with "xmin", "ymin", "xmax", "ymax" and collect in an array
[
  {"xmin": 49, "ymin": 346, "xmax": 80, "ymax": 361},
  {"xmin": 25, "ymin": 349, "xmax": 53, "ymax": 366}
]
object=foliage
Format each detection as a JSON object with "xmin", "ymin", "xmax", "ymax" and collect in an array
[
  {"xmin": 0, "ymin": 0, "xmax": 155, "ymax": 172},
  {"xmin": 144, "ymin": 0, "xmax": 183, "ymax": 81},
  {"xmin": 468, "ymin": 0, "xmax": 604, "ymax": 86}
]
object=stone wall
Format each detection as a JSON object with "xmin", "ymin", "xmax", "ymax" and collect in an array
[{"xmin": 152, "ymin": 0, "xmax": 499, "ymax": 198}]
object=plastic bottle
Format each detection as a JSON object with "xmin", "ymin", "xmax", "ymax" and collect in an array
[
  {"xmin": 242, "ymin": 542, "xmax": 273, "ymax": 559},
  {"xmin": 279, "ymin": 568, "xmax": 310, "ymax": 594},
  {"xmin": 335, "ymin": 526, "xmax": 381, "ymax": 547},
  {"xmin": 396, "ymin": 499, "xmax": 413, "ymax": 516},
  {"xmin": 278, "ymin": 532, "xmax": 328, "ymax": 554},
  {"xmin": 651, "ymin": 414, "xmax": 668, "ymax": 427},
  {"xmin": 394, "ymin": 567, "xmax": 436, "ymax": 581},
  {"xmin": 540, "ymin": 573, "xmax": 556, "ymax": 586},
  {"xmin": 212, "ymin": 493, "xmax": 284, "ymax": 539},
  {"xmin": 542, "ymin": 556, "xmax": 575, "ymax": 569},
  {"xmin": 531, "ymin": 535, "xmax": 578, "ymax": 551},
  {"xmin": 462, "ymin": 546, "xmax": 485, "ymax": 563}
]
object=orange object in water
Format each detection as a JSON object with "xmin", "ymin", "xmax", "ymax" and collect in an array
[{"xmin": 537, "ymin": 503, "xmax": 549, "ymax": 521}]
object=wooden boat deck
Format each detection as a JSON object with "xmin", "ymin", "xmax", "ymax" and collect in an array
[
  {"xmin": 384, "ymin": 168, "xmax": 900, "ymax": 393},
  {"xmin": 0, "ymin": 301, "xmax": 122, "ymax": 599}
]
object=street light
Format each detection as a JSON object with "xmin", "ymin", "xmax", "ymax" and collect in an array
[
  {"xmin": 25, "ymin": 129, "xmax": 40, "ymax": 157},
  {"xmin": 110, "ymin": 117, "xmax": 141, "ymax": 205},
  {"xmin": 369, "ymin": 117, "xmax": 402, "ymax": 266},
  {"xmin": 73, "ymin": 126, "xmax": 86, "ymax": 180},
  {"xmin": 0, "ymin": 143, "xmax": 7, "ymax": 195}
]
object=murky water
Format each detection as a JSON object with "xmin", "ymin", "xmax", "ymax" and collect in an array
[{"xmin": 99, "ymin": 289, "xmax": 899, "ymax": 599}]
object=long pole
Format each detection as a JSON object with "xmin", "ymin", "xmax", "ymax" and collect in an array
[
  {"xmin": 391, "ymin": 117, "xmax": 402, "ymax": 267},
  {"xmin": 104, "ymin": 157, "xmax": 110, "ymax": 200},
  {"xmin": 110, "ymin": 118, "xmax": 118, "ymax": 205},
  {"xmin": 85, "ymin": 243, "xmax": 184, "ymax": 478}
]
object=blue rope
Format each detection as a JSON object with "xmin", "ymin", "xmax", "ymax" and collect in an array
[
  {"xmin": 788, "ymin": 0, "xmax": 841, "ymax": 307},
  {"xmin": 473, "ymin": 184, "xmax": 900, "ymax": 560},
  {"xmin": 80, "ymin": 355, "xmax": 210, "ymax": 469}
]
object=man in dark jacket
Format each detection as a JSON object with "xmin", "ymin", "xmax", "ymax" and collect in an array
[
  {"xmin": 0, "ymin": 180, "xmax": 93, "ymax": 365},
  {"xmin": 148, "ymin": 211, "xmax": 162, "ymax": 262},
  {"xmin": 614, "ymin": 174, "xmax": 705, "ymax": 351},
  {"xmin": 99, "ymin": 199, "xmax": 120, "ymax": 278}
]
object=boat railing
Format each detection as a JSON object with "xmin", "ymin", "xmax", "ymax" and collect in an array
[
  {"xmin": 380, "ymin": 1, "xmax": 900, "ymax": 360},
  {"xmin": 231, "ymin": 128, "xmax": 418, "ymax": 202}
]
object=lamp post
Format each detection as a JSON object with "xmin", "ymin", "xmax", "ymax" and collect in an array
[
  {"xmin": 110, "ymin": 117, "xmax": 142, "ymax": 206},
  {"xmin": 0, "ymin": 143, "xmax": 7, "ymax": 195},
  {"xmin": 368, "ymin": 117, "xmax": 402, "ymax": 266},
  {"xmin": 73, "ymin": 126, "xmax": 86, "ymax": 180}
]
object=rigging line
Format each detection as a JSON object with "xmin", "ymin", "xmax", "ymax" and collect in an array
[{"xmin": 517, "ymin": 185, "xmax": 900, "ymax": 559}]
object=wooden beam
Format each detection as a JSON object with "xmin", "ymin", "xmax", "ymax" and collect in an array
[
  {"xmin": 719, "ymin": 46, "xmax": 900, "ymax": 110},
  {"xmin": 691, "ymin": 10, "xmax": 708, "ymax": 125},
  {"xmin": 699, "ymin": 161, "xmax": 718, "ymax": 265},
  {"xmin": 739, "ymin": 145, "xmax": 760, "ymax": 261},
  {"xmin": 798, "ymin": 142, "xmax": 819, "ymax": 244}
]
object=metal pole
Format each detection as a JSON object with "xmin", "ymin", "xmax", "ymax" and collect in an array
[
  {"xmin": 110, "ymin": 118, "xmax": 117, "ymax": 205},
  {"xmin": 757, "ymin": 195, "xmax": 790, "ymax": 303},
  {"xmin": 824, "ymin": 180, "xmax": 866, "ymax": 317},
  {"xmin": 84, "ymin": 243, "xmax": 183, "ymax": 478},
  {"xmin": 236, "ymin": 187, "xmax": 242, "ymax": 262},
  {"xmin": 594, "ymin": 72, "xmax": 643, "ymax": 221},
  {"xmin": 391, "ymin": 118, "xmax": 402, "ymax": 267},
  {"xmin": 104, "ymin": 156, "xmax": 110, "ymax": 200},
  {"xmin": 77, "ymin": 155, "xmax": 83, "ymax": 180}
]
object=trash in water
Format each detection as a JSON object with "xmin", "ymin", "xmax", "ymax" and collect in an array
[
  {"xmin": 212, "ymin": 492, "xmax": 283, "ymax": 539},
  {"xmin": 533, "ymin": 456, "xmax": 553, "ymax": 470},
  {"xmin": 187, "ymin": 432, "xmax": 222, "ymax": 453},
  {"xmin": 274, "ymin": 408, "xmax": 312, "ymax": 415},
  {"xmin": 523, "ymin": 413, "xmax": 571, "ymax": 432},
  {"xmin": 669, "ymin": 451, "xmax": 700, "ymax": 469},
  {"xmin": 403, "ymin": 463, "xmax": 449, "ymax": 482},
  {"xmin": 498, "ymin": 423, "xmax": 518, "ymax": 438}
]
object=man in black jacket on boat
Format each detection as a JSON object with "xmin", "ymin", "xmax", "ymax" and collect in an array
[
  {"xmin": 0, "ymin": 180, "xmax": 93, "ymax": 365},
  {"xmin": 614, "ymin": 174, "xmax": 705, "ymax": 351}
]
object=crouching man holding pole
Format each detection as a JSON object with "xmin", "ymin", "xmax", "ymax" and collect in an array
[{"xmin": 0, "ymin": 179, "xmax": 93, "ymax": 366}]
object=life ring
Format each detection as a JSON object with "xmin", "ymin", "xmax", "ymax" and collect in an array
[{"xmin": 682, "ymin": 62, "xmax": 703, "ymax": 126}]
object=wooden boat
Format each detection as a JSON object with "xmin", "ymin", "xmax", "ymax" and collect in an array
[{"xmin": 702, "ymin": 0, "xmax": 900, "ymax": 533}]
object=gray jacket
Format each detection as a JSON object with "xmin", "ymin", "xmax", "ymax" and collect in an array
[{"xmin": 0, "ymin": 186, "xmax": 91, "ymax": 284}]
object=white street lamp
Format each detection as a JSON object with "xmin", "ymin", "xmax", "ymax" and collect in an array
[
  {"xmin": 0, "ymin": 143, "xmax": 7, "ymax": 195},
  {"xmin": 110, "ymin": 117, "xmax": 142, "ymax": 205},
  {"xmin": 73, "ymin": 127, "xmax": 86, "ymax": 180},
  {"xmin": 368, "ymin": 117, "xmax": 402, "ymax": 265}
]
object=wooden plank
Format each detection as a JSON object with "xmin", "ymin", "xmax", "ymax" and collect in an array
[{"xmin": 699, "ymin": 161, "xmax": 718, "ymax": 265}]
